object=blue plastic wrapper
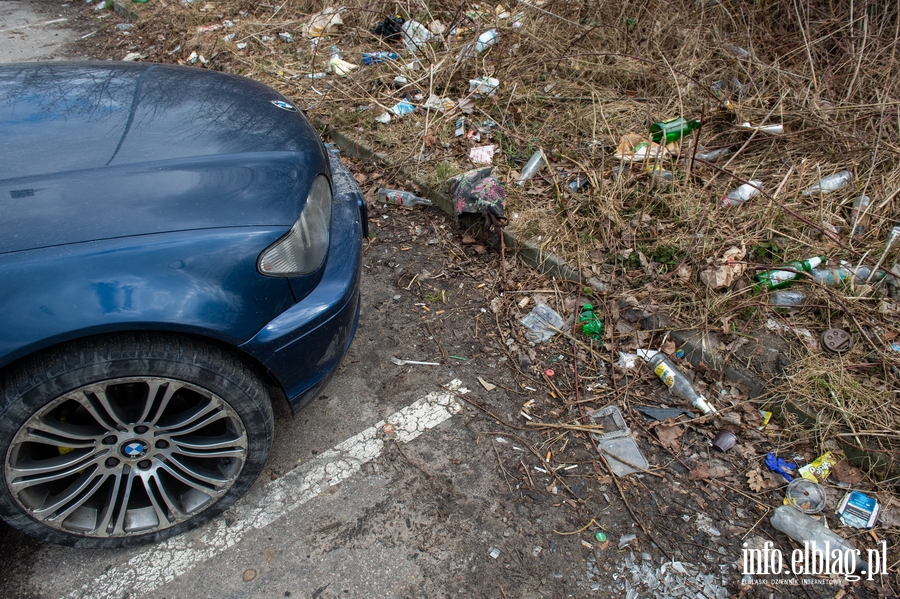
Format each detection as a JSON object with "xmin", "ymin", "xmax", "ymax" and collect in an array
[
  {"xmin": 765, "ymin": 452, "xmax": 797, "ymax": 482},
  {"xmin": 389, "ymin": 100, "xmax": 415, "ymax": 117},
  {"xmin": 362, "ymin": 51, "xmax": 399, "ymax": 65}
]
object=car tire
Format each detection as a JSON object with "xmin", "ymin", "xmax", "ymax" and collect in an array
[{"xmin": 0, "ymin": 333, "xmax": 273, "ymax": 548}]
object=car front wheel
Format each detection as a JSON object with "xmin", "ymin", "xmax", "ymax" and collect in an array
[{"xmin": 0, "ymin": 334, "xmax": 273, "ymax": 548}]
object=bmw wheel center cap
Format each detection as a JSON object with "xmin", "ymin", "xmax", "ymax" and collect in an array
[{"xmin": 122, "ymin": 440, "xmax": 148, "ymax": 458}]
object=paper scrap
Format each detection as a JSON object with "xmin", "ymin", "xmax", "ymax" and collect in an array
[
  {"xmin": 469, "ymin": 145, "xmax": 496, "ymax": 165},
  {"xmin": 477, "ymin": 377, "xmax": 497, "ymax": 392}
]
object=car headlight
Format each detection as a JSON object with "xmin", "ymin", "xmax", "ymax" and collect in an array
[{"xmin": 258, "ymin": 174, "xmax": 332, "ymax": 276}]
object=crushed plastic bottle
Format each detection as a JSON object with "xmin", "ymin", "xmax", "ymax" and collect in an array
[
  {"xmin": 578, "ymin": 304, "xmax": 603, "ymax": 340},
  {"xmin": 755, "ymin": 256, "xmax": 824, "ymax": 291},
  {"xmin": 770, "ymin": 506, "xmax": 861, "ymax": 574},
  {"xmin": 802, "ymin": 170, "xmax": 853, "ymax": 196},
  {"xmin": 769, "ymin": 290, "xmax": 807, "ymax": 307},
  {"xmin": 694, "ymin": 147, "xmax": 730, "ymax": 162},
  {"xmin": 849, "ymin": 195, "xmax": 871, "ymax": 237},
  {"xmin": 720, "ymin": 180, "xmax": 762, "ymax": 208},
  {"xmin": 475, "ymin": 29, "xmax": 498, "ymax": 52},
  {"xmin": 376, "ymin": 188, "xmax": 432, "ymax": 207},
  {"xmin": 737, "ymin": 121, "xmax": 783, "ymax": 135},
  {"xmin": 648, "ymin": 165, "xmax": 674, "ymax": 188},
  {"xmin": 636, "ymin": 349, "xmax": 716, "ymax": 414},
  {"xmin": 519, "ymin": 303, "xmax": 566, "ymax": 344},
  {"xmin": 515, "ymin": 150, "xmax": 545, "ymax": 185}
]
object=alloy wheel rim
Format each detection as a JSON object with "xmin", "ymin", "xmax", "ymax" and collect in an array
[{"xmin": 5, "ymin": 377, "xmax": 247, "ymax": 538}]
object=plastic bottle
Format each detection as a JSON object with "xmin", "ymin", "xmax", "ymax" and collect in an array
[
  {"xmin": 871, "ymin": 226, "xmax": 900, "ymax": 277},
  {"xmin": 811, "ymin": 265, "xmax": 881, "ymax": 285},
  {"xmin": 694, "ymin": 148, "xmax": 730, "ymax": 162},
  {"xmin": 849, "ymin": 195, "xmax": 871, "ymax": 237},
  {"xmin": 754, "ymin": 256, "xmax": 824, "ymax": 291},
  {"xmin": 376, "ymin": 189, "xmax": 432, "ymax": 207},
  {"xmin": 636, "ymin": 350, "xmax": 716, "ymax": 415},
  {"xmin": 578, "ymin": 304, "xmax": 603, "ymax": 340},
  {"xmin": 720, "ymin": 180, "xmax": 763, "ymax": 208},
  {"xmin": 770, "ymin": 506, "xmax": 861, "ymax": 574},
  {"xmin": 769, "ymin": 290, "xmax": 807, "ymax": 307},
  {"xmin": 649, "ymin": 117, "xmax": 701, "ymax": 144},
  {"xmin": 801, "ymin": 170, "xmax": 853, "ymax": 196},
  {"xmin": 516, "ymin": 150, "xmax": 545, "ymax": 185},
  {"xmin": 648, "ymin": 165, "xmax": 674, "ymax": 188}
]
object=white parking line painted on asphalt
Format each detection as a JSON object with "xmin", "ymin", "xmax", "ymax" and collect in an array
[{"xmin": 65, "ymin": 380, "xmax": 467, "ymax": 599}]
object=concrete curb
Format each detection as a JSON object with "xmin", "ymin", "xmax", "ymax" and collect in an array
[
  {"xmin": 316, "ymin": 120, "xmax": 890, "ymax": 473},
  {"xmin": 317, "ymin": 121, "xmax": 769, "ymax": 398},
  {"xmin": 113, "ymin": 0, "xmax": 140, "ymax": 21},
  {"xmin": 317, "ymin": 121, "xmax": 609, "ymax": 291}
]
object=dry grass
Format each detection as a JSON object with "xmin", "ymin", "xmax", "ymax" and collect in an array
[
  {"xmin": 775, "ymin": 352, "xmax": 900, "ymax": 482},
  {"xmin": 97, "ymin": 0, "xmax": 900, "ymax": 473}
]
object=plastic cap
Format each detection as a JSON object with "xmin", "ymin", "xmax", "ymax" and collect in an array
[{"xmin": 693, "ymin": 396, "xmax": 717, "ymax": 415}]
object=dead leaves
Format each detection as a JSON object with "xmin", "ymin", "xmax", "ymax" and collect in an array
[
  {"xmin": 832, "ymin": 460, "xmax": 865, "ymax": 485},
  {"xmin": 746, "ymin": 468, "xmax": 783, "ymax": 492},
  {"xmin": 461, "ymin": 234, "xmax": 486, "ymax": 254},
  {"xmin": 689, "ymin": 463, "xmax": 732, "ymax": 480},
  {"xmin": 656, "ymin": 424, "xmax": 684, "ymax": 451}
]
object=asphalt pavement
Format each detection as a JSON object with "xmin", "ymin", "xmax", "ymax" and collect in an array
[{"xmin": 0, "ymin": 0, "xmax": 78, "ymax": 63}]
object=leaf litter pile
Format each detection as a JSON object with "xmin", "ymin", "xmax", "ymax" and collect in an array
[{"xmin": 83, "ymin": 0, "xmax": 900, "ymax": 593}]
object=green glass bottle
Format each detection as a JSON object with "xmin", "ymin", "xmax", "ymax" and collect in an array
[
  {"xmin": 754, "ymin": 256, "xmax": 824, "ymax": 291},
  {"xmin": 649, "ymin": 117, "xmax": 701, "ymax": 144},
  {"xmin": 579, "ymin": 304, "xmax": 604, "ymax": 340}
]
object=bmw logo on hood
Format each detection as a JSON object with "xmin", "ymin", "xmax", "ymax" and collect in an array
[
  {"xmin": 270, "ymin": 100, "xmax": 298, "ymax": 112},
  {"xmin": 123, "ymin": 442, "xmax": 147, "ymax": 457}
]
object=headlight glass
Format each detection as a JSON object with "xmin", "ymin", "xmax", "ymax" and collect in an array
[{"xmin": 258, "ymin": 174, "xmax": 332, "ymax": 276}]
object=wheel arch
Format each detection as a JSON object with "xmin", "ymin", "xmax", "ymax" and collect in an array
[{"xmin": 0, "ymin": 330, "xmax": 289, "ymax": 417}]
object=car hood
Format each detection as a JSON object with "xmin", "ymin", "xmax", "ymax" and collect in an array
[{"xmin": 0, "ymin": 62, "xmax": 328, "ymax": 254}]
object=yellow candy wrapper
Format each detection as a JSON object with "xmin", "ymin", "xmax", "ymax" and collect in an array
[{"xmin": 798, "ymin": 451, "xmax": 837, "ymax": 483}]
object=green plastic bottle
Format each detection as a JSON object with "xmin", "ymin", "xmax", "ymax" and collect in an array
[
  {"xmin": 649, "ymin": 117, "xmax": 701, "ymax": 144},
  {"xmin": 755, "ymin": 256, "xmax": 824, "ymax": 291},
  {"xmin": 578, "ymin": 304, "xmax": 604, "ymax": 340}
]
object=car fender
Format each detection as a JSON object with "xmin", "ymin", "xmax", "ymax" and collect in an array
[{"xmin": 0, "ymin": 227, "xmax": 296, "ymax": 369}]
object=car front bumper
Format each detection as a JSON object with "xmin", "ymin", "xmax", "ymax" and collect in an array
[{"xmin": 239, "ymin": 157, "xmax": 365, "ymax": 412}]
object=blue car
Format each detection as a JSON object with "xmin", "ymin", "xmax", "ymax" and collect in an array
[{"xmin": 0, "ymin": 62, "xmax": 365, "ymax": 547}]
